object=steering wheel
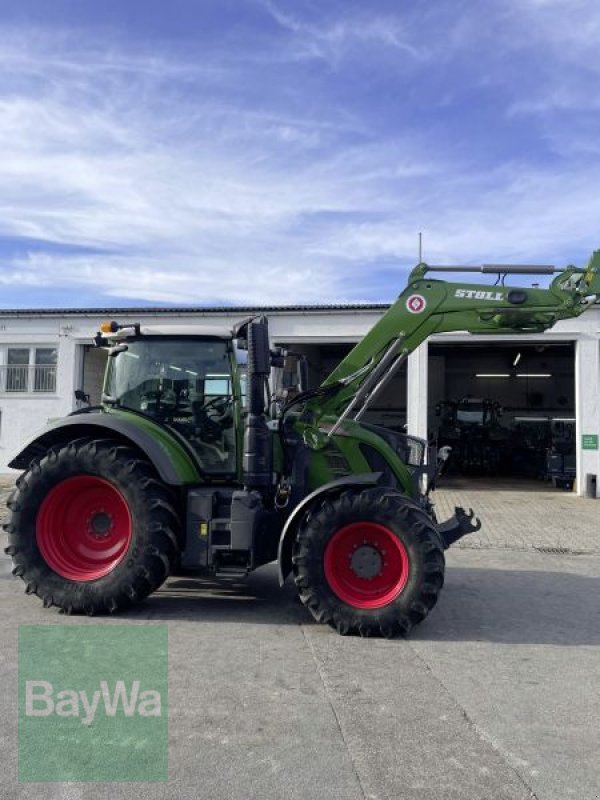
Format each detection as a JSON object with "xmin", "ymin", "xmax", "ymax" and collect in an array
[
  {"xmin": 139, "ymin": 386, "xmax": 177, "ymax": 418},
  {"xmin": 203, "ymin": 396, "xmax": 233, "ymax": 426},
  {"xmin": 189, "ymin": 396, "xmax": 233, "ymax": 443}
]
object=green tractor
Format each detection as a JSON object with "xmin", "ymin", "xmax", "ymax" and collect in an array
[{"xmin": 5, "ymin": 253, "xmax": 600, "ymax": 636}]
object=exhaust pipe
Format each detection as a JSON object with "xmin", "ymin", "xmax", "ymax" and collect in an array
[{"xmin": 243, "ymin": 317, "xmax": 272, "ymax": 490}]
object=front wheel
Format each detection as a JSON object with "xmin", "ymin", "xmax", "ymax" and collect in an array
[
  {"xmin": 292, "ymin": 487, "xmax": 445, "ymax": 637},
  {"xmin": 4, "ymin": 438, "xmax": 180, "ymax": 614}
]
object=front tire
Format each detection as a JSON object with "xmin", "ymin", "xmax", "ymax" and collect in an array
[
  {"xmin": 4, "ymin": 438, "xmax": 180, "ymax": 614},
  {"xmin": 292, "ymin": 487, "xmax": 445, "ymax": 637}
]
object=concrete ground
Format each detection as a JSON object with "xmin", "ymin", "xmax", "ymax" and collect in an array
[{"xmin": 0, "ymin": 474, "xmax": 599, "ymax": 800}]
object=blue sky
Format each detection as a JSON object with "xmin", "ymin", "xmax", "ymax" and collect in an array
[{"xmin": 0, "ymin": 0, "xmax": 599, "ymax": 307}]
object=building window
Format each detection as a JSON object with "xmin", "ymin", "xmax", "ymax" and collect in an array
[
  {"xmin": 34, "ymin": 348, "xmax": 58, "ymax": 393},
  {"xmin": 2, "ymin": 347, "xmax": 57, "ymax": 393},
  {"xmin": 6, "ymin": 348, "xmax": 30, "ymax": 392}
]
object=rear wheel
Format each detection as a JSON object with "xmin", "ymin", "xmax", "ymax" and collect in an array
[
  {"xmin": 4, "ymin": 438, "xmax": 180, "ymax": 614},
  {"xmin": 292, "ymin": 486, "xmax": 445, "ymax": 637}
]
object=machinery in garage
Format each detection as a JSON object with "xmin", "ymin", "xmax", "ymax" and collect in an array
[
  {"xmin": 5, "ymin": 252, "xmax": 600, "ymax": 637},
  {"xmin": 545, "ymin": 418, "xmax": 576, "ymax": 488},
  {"xmin": 431, "ymin": 341, "xmax": 576, "ymax": 481},
  {"xmin": 435, "ymin": 397, "xmax": 507, "ymax": 474}
]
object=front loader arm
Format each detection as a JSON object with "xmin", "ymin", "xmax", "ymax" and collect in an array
[{"xmin": 304, "ymin": 250, "xmax": 600, "ymax": 432}]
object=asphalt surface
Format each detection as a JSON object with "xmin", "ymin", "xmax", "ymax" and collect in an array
[{"xmin": 0, "ymin": 476, "xmax": 599, "ymax": 800}]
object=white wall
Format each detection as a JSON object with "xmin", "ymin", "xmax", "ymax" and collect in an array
[{"xmin": 0, "ymin": 318, "xmax": 77, "ymax": 470}]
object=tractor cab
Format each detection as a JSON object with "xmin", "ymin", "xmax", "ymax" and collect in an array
[{"xmin": 102, "ymin": 325, "xmax": 243, "ymax": 477}]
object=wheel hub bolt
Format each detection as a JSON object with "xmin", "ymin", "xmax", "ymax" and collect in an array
[
  {"xmin": 88, "ymin": 511, "xmax": 113, "ymax": 538},
  {"xmin": 350, "ymin": 545, "xmax": 383, "ymax": 580}
]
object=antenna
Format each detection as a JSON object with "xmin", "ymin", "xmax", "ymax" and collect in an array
[{"xmin": 418, "ymin": 232, "xmax": 423, "ymax": 263}]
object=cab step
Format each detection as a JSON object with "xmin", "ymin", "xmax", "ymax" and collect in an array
[{"xmin": 214, "ymin": 566, "xmax": 249, "ymax": 579}]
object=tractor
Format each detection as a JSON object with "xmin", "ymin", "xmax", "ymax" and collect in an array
[{"xmin": 5, "ymin": 252, "xmax": 600, "ymax": 636}]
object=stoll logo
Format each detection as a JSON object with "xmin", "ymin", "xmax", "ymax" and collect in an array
[
  {"xmin": 454, "ymin": 288, "xmax": 505, "ymax": 301},
  {"xmin": 19, "ymin": 625, "xmax": 168, "ymax": 782}
]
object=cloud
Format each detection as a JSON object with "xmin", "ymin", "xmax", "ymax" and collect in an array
[
  {"xmin": 260, "ymin": 1, "xmax": 423, "ymax": 64},
  {"xmin": 0, "ymin": 26, "xmax": 435, "ymax": 305},
  {"xmin": 0, "ymin": 5, "xmax": 599, "ymax": 308}
]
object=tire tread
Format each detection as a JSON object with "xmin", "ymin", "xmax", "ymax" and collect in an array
[
  {"xmin": 5, "ymin": 437, "xmax": 181, "ymax": 615},
  {"xmin": 293, "ymin": 486, "xmax": 445, "ymax": 638}
]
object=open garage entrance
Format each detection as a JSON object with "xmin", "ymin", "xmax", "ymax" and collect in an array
[
  {"xmin": 284, "ymin": 338, "xmax": 576, "ymax": 490},
  {"xmin": 429, "ymin": 341, "xmax": 576, "ymax": 487},
  {"xmin": 280, "ymin": 342, "xmax": 408, "ymax": 431}
]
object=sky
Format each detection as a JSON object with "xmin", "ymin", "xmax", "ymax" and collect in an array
[{"xmin": 0, "ymin": 0, "xmax": 599, "ymax": 308}]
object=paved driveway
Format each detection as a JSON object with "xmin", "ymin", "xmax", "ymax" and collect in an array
[{"xmin": 0, "ymin": 475, "xmax": 599, "ymax": 800}]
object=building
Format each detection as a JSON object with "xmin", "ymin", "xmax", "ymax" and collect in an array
[{"xmin": 0, "ymin": 304, "xmax": 598, "ymax": 496}]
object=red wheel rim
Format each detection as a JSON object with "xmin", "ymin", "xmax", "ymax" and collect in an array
[
  {"xmin": 36, "ymin": 476, "xmax": 132, "ymax": 581},
  {"xmin": 324, "ymin": 522, "xmax": 409, "ymax": 609}
]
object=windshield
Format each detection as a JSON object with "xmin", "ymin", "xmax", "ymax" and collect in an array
[{"xmin": 105, "ymin": 338, "xmax": 236, "ymax": 475}]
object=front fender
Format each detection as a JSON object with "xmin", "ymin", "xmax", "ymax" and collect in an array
[
  {"xmin": 277, "ymin": 472, "xmax": 381, "ymax": 586},
  {"xmin": 8, "ymin": 410, "xmax": 202, "ymax": 486}
]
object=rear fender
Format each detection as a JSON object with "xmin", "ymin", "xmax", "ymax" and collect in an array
[
  {"xmin": 8, "ymin": 412, "xmax": 202, "ymax": 485},
  {"xmin": 277, "ymin": 472, "xmax": 381, "ymax": 586}
]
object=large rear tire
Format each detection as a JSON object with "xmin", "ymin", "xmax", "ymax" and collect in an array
[
  {"xmin": 292, "ymin": 486, "xmax": 445, "ymax": 637},
  {"xmin": 4, "ymin": 438, "xmax": 180, "ymax": 614}
]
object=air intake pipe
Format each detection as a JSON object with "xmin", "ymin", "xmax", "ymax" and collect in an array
[{"xmin": 243, "ymin": 317, "xmax": 273, "ymax": 490}]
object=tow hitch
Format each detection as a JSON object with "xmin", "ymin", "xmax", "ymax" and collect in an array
[{"xmin": 437, "ymin": 507, "xmax": 481, "ymax": 549}]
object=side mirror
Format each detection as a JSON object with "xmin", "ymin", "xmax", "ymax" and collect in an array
[
  {"xmin": 438, "ymin": 445, "xmax": 452, "ymax": 463},
  {"xmin": 298, "ymin": 356, "xmax": 309, "ymax": 393},
  {"xmin": 74, "ymin": 389, "xmax": 90, "ymax": 404},
  {"xmin": 280, "ymin": 352, "xmax": 309, "ymax": 395}
]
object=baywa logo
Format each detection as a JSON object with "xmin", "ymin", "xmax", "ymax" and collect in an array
[
  {"xmin": 25, "ymin": 679, "xmax": 162, "ymax": 725},
  {"xmin": 19, "ymin": 625, "xmax": 168, "ymax": 783}
]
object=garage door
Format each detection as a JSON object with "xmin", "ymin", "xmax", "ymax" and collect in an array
[{"xmin": 429, "ymin": 342, "xmax": 575, "ymax": 488}]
